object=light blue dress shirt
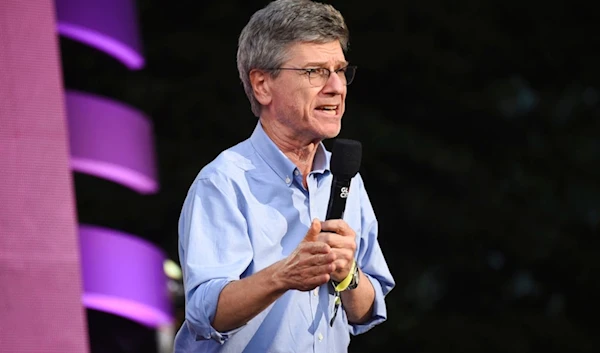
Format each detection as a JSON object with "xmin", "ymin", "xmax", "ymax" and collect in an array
[{"xmin": 174, "ymin": 122, "xmax": 395, "ymax": 353}]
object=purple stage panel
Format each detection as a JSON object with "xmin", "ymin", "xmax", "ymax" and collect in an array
[
  {"xmin": 55, "ymin": 0, "xmax": 144, "ymax": 69},
  {"xmin": 0, "ymin": 1, "xmax": 90, "ymax": 352},
  {"xmin": 65, "ymin": 90, "xmax": 159, "ymax": 194},
  {"xmin": 79, "ymin": 224, "xmax": 173, "ymax": 327}
]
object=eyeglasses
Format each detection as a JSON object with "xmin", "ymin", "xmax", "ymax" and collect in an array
[{"xmin": 267, "ymin": 65, "xmax": 357, "ymax": 86}]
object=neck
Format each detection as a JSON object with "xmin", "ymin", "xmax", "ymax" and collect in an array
[{"xmin": 260, "ymin": 119, "xmax": 320, "ymax": 180}]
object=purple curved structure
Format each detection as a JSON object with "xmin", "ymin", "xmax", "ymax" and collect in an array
[
  {"xmin": 55, "ymin": 0, "xmax": 144, "ymax": 69},
  {"xmin": 79, "ymin": 224, "xmax": 173, "ymax": 327},
  {"xmin": 65, "ymin": 90, "xmax": 159, "ymax": 194},
  {"xmin": 0, "ymin": 1, "xmax": 89, "ymax": 351}
]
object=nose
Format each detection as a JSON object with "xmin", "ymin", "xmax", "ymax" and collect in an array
[{"xmin": 322, "ymin": 71, "xmax": 345, "ymax": 95}]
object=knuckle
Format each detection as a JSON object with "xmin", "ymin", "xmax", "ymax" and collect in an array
[{"xmin": 349, "ymin": 241, "xmax": 357, "ymax": 251}]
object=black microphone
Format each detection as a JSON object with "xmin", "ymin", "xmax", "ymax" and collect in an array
[{"xmin": 325, "ymin": 139, "xmax": 362, "ymax": 220}]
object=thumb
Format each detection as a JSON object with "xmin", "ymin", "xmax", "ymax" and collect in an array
[{"xmin": 303, "ymin": 218, "xmax": 321, "ymax": 242}]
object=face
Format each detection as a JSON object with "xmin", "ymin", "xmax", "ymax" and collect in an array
[{"xmin": 262, "ymin": 41, "xmax": 348, "ymax": 144}]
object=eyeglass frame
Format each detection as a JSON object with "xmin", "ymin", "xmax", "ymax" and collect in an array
[{"xmin": 264, "ymin": 65, "xmax": 358, "ymax": 86}]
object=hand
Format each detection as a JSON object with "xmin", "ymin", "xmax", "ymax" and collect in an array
[
  {"xmin": 317, "ymin": 219, "xmax": 357, "ymax": 282},
  {"xmin": 276, "ymin": 219, "xmax": 337, "ymax": 291}
]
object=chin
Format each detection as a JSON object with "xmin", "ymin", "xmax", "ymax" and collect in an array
[
  {"xmin": 322, "ymin": 124, "xmax": 342, "ymax": 139},
  {"xmin": 307, "ymin": 115, "xmax": 342, "ymax": 140}
]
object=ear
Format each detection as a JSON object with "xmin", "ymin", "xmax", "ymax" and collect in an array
[{"xmin": 249, "ymin": 69, "xmax": 272, "ymax": 106}]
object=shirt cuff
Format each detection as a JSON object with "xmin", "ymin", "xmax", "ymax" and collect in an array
[
  {"xmin": 348, "ymin": 272, "xmax": 389, "ymax": 336},
  {"xmin": 196, "ymin": 326, "xmax": 245, "ymax": 345},
  {"xmin": 189, "ymin": 278, "xmax": 247, "ymax": 344}
]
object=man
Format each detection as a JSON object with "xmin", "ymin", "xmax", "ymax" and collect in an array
[{"xmin": 174, "ymin": 0, "xmax": 395, "ymax": 352}]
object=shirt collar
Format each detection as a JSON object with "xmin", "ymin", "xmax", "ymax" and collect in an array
[
  {"xmin": 249, "ymin": 122, "xmax": 330, "ymax": 186},
  {"xmin": 311, "ymin": 142, "xmax": 330, "ymax": 174}
]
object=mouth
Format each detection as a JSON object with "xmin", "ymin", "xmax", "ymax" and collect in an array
[{"xmin": 315, "ymin": 105, "xmax": 340, "ymax": 116}]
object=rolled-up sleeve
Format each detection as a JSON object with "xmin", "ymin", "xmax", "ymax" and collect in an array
[
  {"xmin": 178, "ymin": 172, "xmax": 252, "ymax": 343},
  {"xmin": 349, "ymin": 174, "xmax": 395, "ymax": 335}
]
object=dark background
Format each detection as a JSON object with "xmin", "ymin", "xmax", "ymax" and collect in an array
[{"xmin": 59, "ymin": 0, "xmax": 599, "ymax": 352}]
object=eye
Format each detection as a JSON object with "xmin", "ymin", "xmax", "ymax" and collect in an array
[{"xmin": 305, "ymin": 68, "xmax": 325, "ymax": 77}]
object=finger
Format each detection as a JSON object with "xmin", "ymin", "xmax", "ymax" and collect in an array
[
  {"xmin": 308, "ymin": 262, "xmax": 336, "ymax": 278},
  {"xmin": 316, "ymin": 232, "xmax": 343, "ymax": 247},
  {"xmin": 320, "ymin": 219, "xmax": 354, "ymax": 236},
  {"xmin": 329, "ymin": 247, "xmax": 353, "ymax": 261},
  {"xmin": 315, "ymin": 231, "xmax": 333, "ymax": 243},
  {"xmin": 302, "ymin": 241, "xmax": 332, "ymax": 255},
  {"xmin": 302, "ymin": 218, "xmax": 322, "ymax": 242},
  {"xmin": 317, "ymin": 232, "xmax": 356, "ymax": 252},
  {"xmin": 312, "ymin": 251, "xmax": 336, "ymax": 265},
  {"xmin": 301, "ymin": 273, "xmax": 331, "ymax": 290},
  {"xmin": 329, "ymin": 257, "xmax": 355, "ymax": 282}
]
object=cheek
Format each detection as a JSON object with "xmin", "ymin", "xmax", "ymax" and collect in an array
[
  {"xmin": 275, "ymin": 86, "xmax": 319, "ymax": 118},
  {"xmin": 285, "ymin": 92, "xmax": 308, "ymax": 114}
]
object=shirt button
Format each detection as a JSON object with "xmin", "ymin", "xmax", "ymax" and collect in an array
[
  {"xmin": 313, "ymin": 288, "xmax": 318, "ymax": 296},
  {"xmin": 317, "ymin": 333, "xmax": 323, "ymax": 342},
  {"xmin": 285, "ymin": 176, "xmax": 291, "ymax": 184},
  {"xmin": 294, "ymin": 170, "xmax": 300, "ymax": 176}
]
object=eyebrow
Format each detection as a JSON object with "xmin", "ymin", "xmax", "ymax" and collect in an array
[{"xmin": 303, "ymin": 61, "xmax": 349, "ymax": 68}]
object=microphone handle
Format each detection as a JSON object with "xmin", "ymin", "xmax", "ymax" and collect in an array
[{"xmin": 325, "ymin": 177, "xmax": 351, "ymax": 220}]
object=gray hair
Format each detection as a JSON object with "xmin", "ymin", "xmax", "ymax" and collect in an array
[{"xmin": 237, "ymin": 0, "xmax": 349, "ymax": 117}]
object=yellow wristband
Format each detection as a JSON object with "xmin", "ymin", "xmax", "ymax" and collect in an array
[{"xmin": 333, "ymin": 260, "xmax": 356, "ymax": 292}]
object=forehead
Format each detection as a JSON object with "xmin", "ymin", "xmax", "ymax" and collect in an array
[{"xmin": 284, "ymin": 41, "xmax": 347, "ymax": 66}]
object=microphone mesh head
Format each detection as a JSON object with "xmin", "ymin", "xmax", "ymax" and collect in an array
[{"xmin": 330, "ymin": 139, "xmax": 362, "ymax": 179}]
